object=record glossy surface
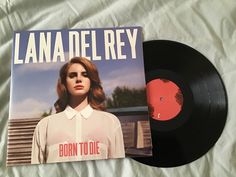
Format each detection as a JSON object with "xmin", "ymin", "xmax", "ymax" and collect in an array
[{"xmin": 133, "ymin": 40, "xmax": 228, "ymax": 167}]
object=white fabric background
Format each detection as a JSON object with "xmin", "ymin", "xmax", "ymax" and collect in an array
[{"xmin": 0, "ymin": 0, "xmax": 236, "ymax": 176}]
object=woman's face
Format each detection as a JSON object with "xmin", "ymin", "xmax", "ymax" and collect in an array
[{"xmin": 66, "ymin": 63, "xmax": 91, "ymax": 97}]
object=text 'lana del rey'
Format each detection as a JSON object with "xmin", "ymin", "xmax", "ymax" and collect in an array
[{"xmin": 14, "ymin": 29, "xmax": 139, "ymax": 64}]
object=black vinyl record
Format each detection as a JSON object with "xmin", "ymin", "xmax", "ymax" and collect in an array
[{"xmin": 133, "ymin": 40, "xmax": 228, "ymax": 167}]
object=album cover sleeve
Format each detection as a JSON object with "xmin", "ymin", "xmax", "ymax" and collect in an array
[{"xmin": 7, "ymin": 26, "xmax": 152, "ymax": 166}]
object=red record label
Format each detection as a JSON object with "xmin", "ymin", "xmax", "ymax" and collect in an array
[{"xmin": 147, "ymin": 79, "xmax": 183, "ymax": 121}]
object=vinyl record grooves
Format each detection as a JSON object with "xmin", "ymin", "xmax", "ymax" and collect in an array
[{"xmin": 133, "ymin": 40, "xmax": 228, "ymax": 167}]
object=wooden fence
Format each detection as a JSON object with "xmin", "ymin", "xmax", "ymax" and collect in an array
[{"xmin": 7, "ymin": 118, "xmax": 41, "ymax": 166}]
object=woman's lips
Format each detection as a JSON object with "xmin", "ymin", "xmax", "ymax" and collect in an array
[{"xmin": 74, "ymin": 85, "xmax": 84, "ymax": 90}]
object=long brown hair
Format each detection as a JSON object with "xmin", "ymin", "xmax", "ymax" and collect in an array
[{"xmin": 55, "ymin": 57, "xmax": 106, "ymax": 112}]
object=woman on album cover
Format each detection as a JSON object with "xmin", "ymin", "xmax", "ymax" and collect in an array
[{"xmin": 31, "ymin": 57, "xmax": 125, "ymax": 164}]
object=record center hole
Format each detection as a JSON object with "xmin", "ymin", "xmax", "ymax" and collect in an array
[{"xmin": 146, "ymin": 79, "xmax": 183, "ymax": 121}]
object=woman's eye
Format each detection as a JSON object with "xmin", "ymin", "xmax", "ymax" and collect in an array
[
  {"xmin": 82, "ymin": 72, "xmax": 88, "ymax": 77},
  {"xmin": 68, "ymin": 73, "xmax": 77, "ymax": 78}
]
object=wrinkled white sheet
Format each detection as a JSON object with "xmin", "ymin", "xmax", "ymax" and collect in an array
[{"xmin": 1, "ymin": 0, "xmax": 236, "ymax": 176}]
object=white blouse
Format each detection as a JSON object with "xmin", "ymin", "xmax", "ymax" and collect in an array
[{"xmin": 31, "ymin": 105, "xmax": 125, "ymax": 164}]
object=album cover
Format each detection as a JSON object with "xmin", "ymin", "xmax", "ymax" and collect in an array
[{"xmin": 7, "ymin": 27, "xmax": 152, "ymax": 166}]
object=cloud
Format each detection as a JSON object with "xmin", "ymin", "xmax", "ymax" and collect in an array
[
  {"xmin": 15, "ymin": 61, "xmax": 64, "ymax": 75},
  {"xmin": 10, "ymin": 98, "xmax": 54, "ymax": 119},
  {"xmin": 14, "ymin": 52, "xmax": 70, "ymax": 75},
  {"xmin": 102, "ymin": 66, "xmax": 146, "ymax": 96}
]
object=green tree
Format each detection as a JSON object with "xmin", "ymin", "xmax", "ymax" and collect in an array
[
  {"xmin": 41, "ymin": 108, "xmax": 53, "ymax": 118},
  {"xmin": 106, "ymin": 86, "xmax": 147, "ymax": 108}
]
